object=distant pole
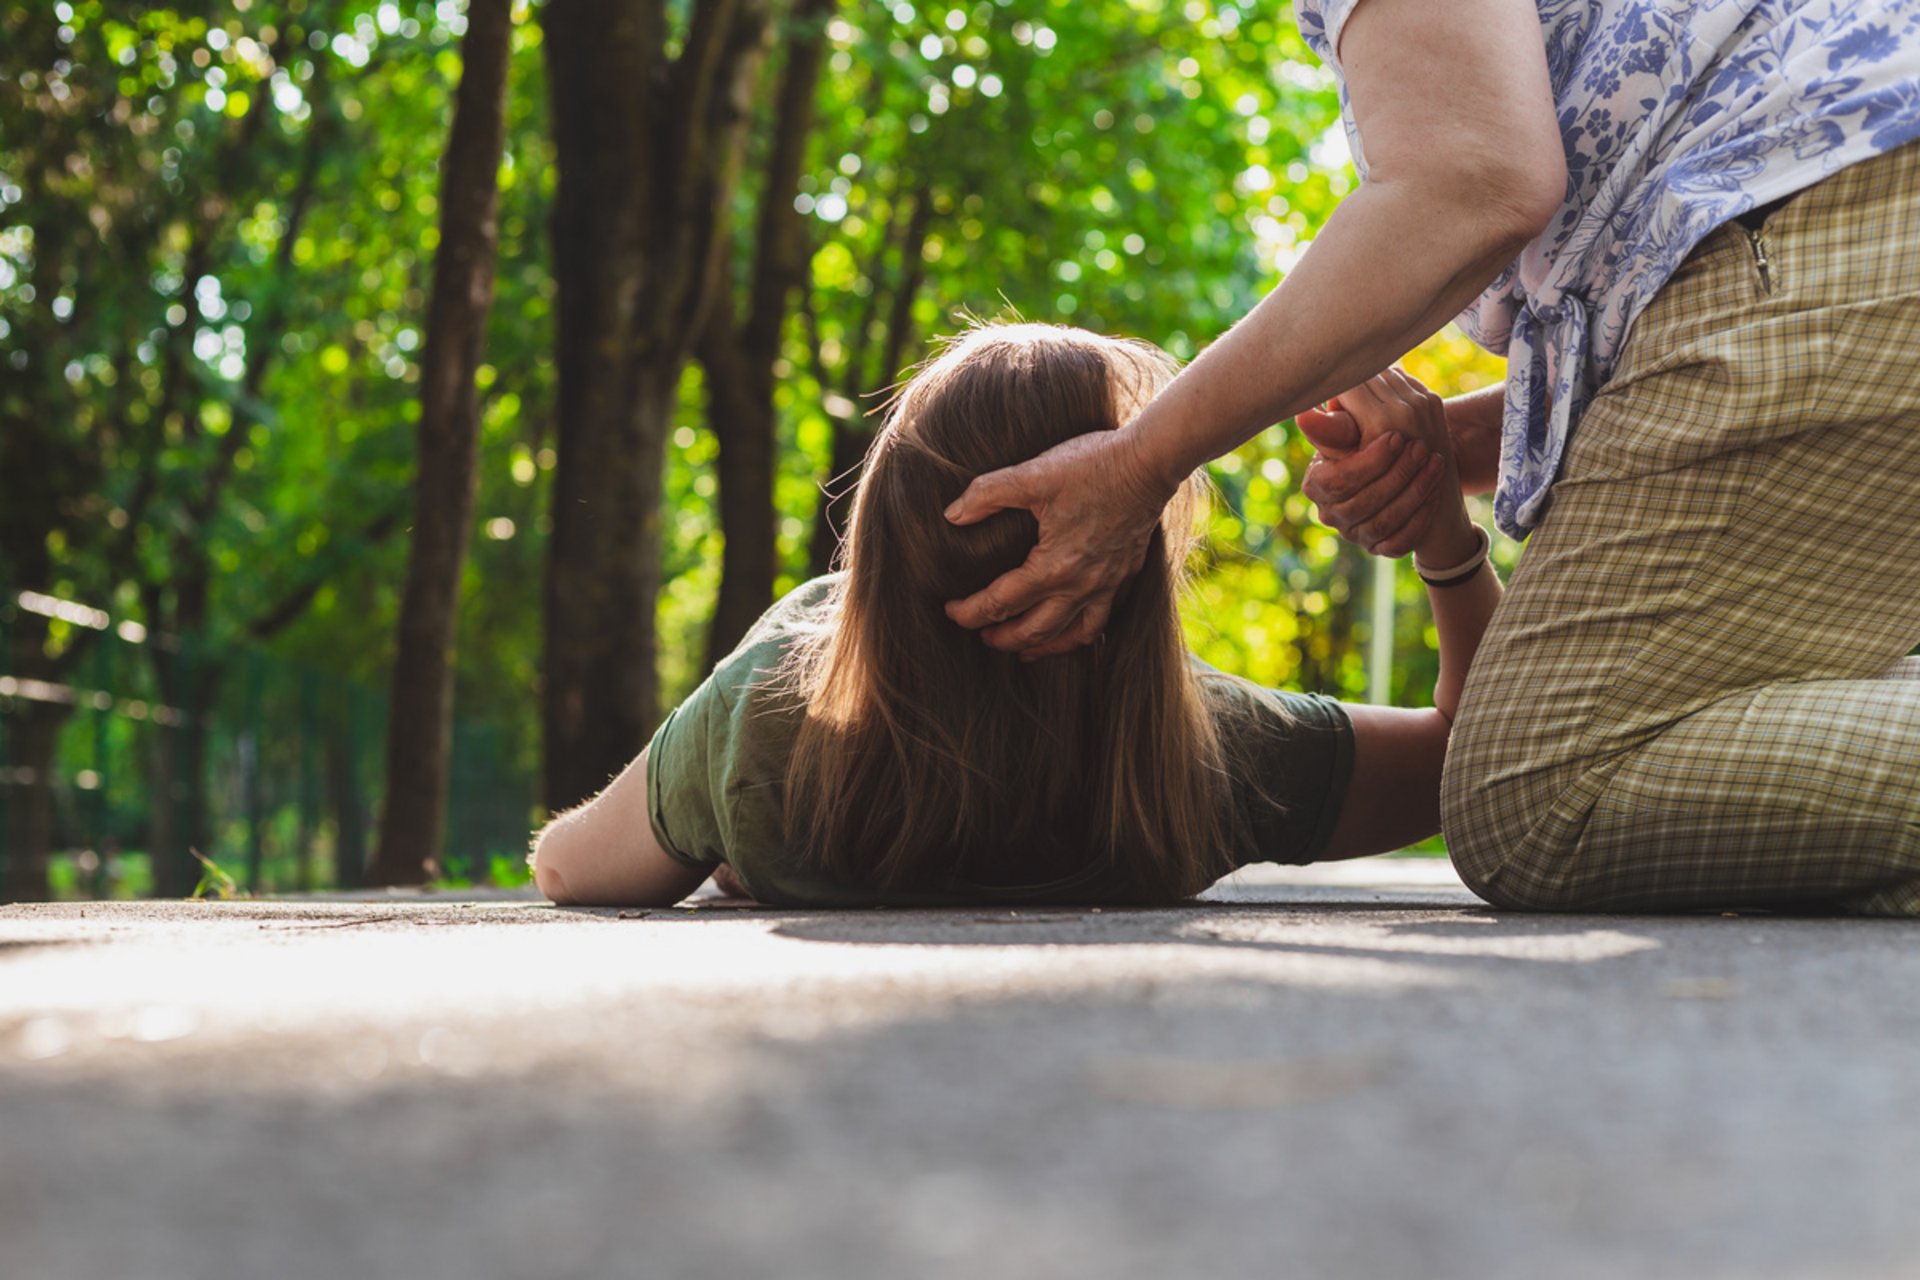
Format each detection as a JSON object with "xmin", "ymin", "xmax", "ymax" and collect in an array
[{"xmin": 1368, "ymin": 555, "xmax": 1395, "ymax": 705}]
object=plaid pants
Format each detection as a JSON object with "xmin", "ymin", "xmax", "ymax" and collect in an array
[{"xmin": 1442, "ymin": 141, "xmax": 1920, "ymax": 916}]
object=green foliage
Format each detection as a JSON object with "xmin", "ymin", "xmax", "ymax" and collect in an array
[
  {"xmin": 189, "ymin": 847, "xmax": 242, "ymax": 899},
  {"xmin": 430, "ymin": 851, "xmax": 533, "ymax": 893}
]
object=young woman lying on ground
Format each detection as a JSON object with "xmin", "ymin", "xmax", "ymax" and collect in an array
[{"xmin": 529, "ymin": 324, "xmax": 1501, "ymax": 908}]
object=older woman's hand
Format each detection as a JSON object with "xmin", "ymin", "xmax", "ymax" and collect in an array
[
  {"xmin": 942, "ymin": 426, "xmax": 1178, "ymax": 658},
  {"xmin": 1299, "ymin": 369, "xmax": 1455, "ymax": 557}
]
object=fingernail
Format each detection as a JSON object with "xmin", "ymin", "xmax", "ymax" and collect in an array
[
  {"xmin": 1386, "ymin": 434, "xmax": 1405, "ymax": 451},
  {"xmin": 944, "ymin": 503, "xmax": 962, "ymax": 521}
]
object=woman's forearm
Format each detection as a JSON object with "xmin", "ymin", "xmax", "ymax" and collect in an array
[{"xmin": 1126, "ymin": 178, "xmax": 1539, "ymax": 494}]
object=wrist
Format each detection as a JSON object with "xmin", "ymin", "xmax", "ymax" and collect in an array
[
  {"xmin": 1411, "ymin": 501, "xmax": 1481, "ymax": 570},
  {"xmin": 1117, "ymin": 410, "xmax": 1191, "ymax": 508}
]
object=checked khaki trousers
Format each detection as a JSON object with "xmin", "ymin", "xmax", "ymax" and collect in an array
[{"xmin": 1442, "ymin": 141, "xmax": 1920, "ymax": 916}]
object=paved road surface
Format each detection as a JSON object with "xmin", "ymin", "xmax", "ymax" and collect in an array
[{"xmin": 4, "ymin": 861, "xmax": 1916, "ymax": 1280}]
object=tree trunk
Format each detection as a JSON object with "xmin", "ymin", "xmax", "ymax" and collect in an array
[
  {"xmin": 704, "ymin": 356, "xmax": 781, "ymax": 664},
  {"xmin": 328, "ymin": 702, "xmax": 369, "ymax": 890},
  {"xmin": 242, "ymin": 723, "xmax": 265, "ymax": 894},
  {"xmin": 179, "ymin": 706, "xmax": 213, "ymax": 892},
  {"xmin": 146, "ymin": 703, "xmax": 180, "ymax": 897},
  {"xmin": 541, "ymin": 0, "xmax": 772, "ymax": 814},
  {"xmin": 2, "ymin": 702, "xmax": 66, "ymax": 904},
  {"xmin": 544, "ymin": 361, "xmax": 673, "ymax": 807},
  {"xmin": 366, "ymin": 0, "xmax": 514, "ymax": 887},
  {"xmin": 145, "ymin": 625, "xmax": 221, "ymax": 898}
]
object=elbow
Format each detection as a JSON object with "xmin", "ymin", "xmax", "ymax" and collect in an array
[
  {"xmin": 533, "ymin": 859, "xmax": 575, "ymax": 906},
  {"xmin": 1406, "ymin": 142, "xmax": 1566, "ymax": 262},
  {"xmin": 1501, "ymin": 151, "xmax": 1567, "ymax": 247},
  {"xmin": 530, "ymin": 826, "xmax": 578, "ymax": 905},
  {"xmin": 1474, "ymin": 142, "xmax": 1567, "ymax": 255}
]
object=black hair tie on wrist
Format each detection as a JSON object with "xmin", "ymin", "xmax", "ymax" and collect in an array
[
  {"xmin": 1413, "ymin": 524, "xmax": 1492, "ymax": 589},
  {"xmin": 1417, "ymin": 560, "xmax": 1486, "ymax": 589}
]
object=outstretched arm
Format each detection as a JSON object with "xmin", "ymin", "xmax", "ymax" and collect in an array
[
  {"xmin": 1308, "ymin": 371, "xmax": 1503, "ymax": 860},
  {"xmin": 529, "ymin": 747, "xmax": 714, "ymax": 906}
]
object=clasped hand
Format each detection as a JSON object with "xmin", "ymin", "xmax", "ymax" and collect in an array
[{"xmin": 1298, "ymin": 367, "xmax": 1462, "ymax": 559}]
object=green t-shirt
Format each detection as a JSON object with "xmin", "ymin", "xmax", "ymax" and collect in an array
[{"xmin": 647, "ymin": 576, "xmax": 1355, "ymax": 907}]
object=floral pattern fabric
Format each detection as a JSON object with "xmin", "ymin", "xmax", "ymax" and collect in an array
[{"xmin": 1294, "ymin": 0, "xmax": 1920, "ymax": 537}]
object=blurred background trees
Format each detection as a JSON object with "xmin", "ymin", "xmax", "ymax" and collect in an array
[{"xmin": 0, "ymin": 0, "xmax": 1504, "ymax": 901}]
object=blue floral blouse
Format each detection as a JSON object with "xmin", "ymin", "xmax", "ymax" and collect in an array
[{"xmin": 1295, "ymin": 0, "xmax": 1920, "ymax": 537}]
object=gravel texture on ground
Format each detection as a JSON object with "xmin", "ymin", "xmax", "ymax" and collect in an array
[{"xmin": 4, "ymin": 860, "xmax": 1916, "ymax": 1280}]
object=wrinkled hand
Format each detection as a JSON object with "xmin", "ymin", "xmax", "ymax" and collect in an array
[
  {"xmin": 1299, "ymin": 368, "xmax": 1454, "ymax": 558},
  {"xmin": 943, "ymin": 427, "xmax": 1176, "ymax": 658}
]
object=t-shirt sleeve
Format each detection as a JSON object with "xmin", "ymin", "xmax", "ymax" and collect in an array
[
  {"xmin": 642, "ymin": 575, "xmax": 837, "ymax": 885},
  {"xmin": 1208, "ymin": 678, "xmax": 1356, "ymax": 866},
  {"xmin": 645, "ymin": 685, "xmax": 728, "ymax": 872}
]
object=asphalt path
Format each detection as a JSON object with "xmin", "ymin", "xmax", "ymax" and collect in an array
[{"xmin": 4, "ymin": 860, "xmax": 1916, "ymax": 1280}]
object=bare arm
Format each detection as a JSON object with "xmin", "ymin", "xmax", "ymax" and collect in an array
[
  {"xmin": 944, "ymin": 0, "xmax": 1561, "ymax": 655},
  {"xmin": 1311, "ymin": 372, "xmax": 1503, "ymax": 859},
  {"xmin": 1122, "ymin": 0, "xmax": 1563, "ymax": 491},
  {"xmin": 529, "ymin": 747, "xmax": 714, "ymax": 907},
  {"xmin": 1322, "ymin": 563, "xmax": 1501, "ymax": 857}
]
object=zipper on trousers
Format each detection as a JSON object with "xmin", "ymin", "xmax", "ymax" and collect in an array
[{"xmin": 1745, "ymin": 226, "xmax": 1774, "ymax": 294}]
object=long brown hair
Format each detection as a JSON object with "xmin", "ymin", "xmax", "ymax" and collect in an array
[{"xmin": 781, "ymin": 323, "xmax": 1233, "ymax": 902}]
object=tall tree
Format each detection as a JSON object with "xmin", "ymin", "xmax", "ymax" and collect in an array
[
  {"xmin": 698, "ymin": 0, "xmax": 836, "ymax": 664},
  {"xmin": 365, "ymin": 0, "xmax": 514, "ymax": 887},
  {"xmin": 540, "ymin": 0, "xmax": 772, "ymax": 813}
]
